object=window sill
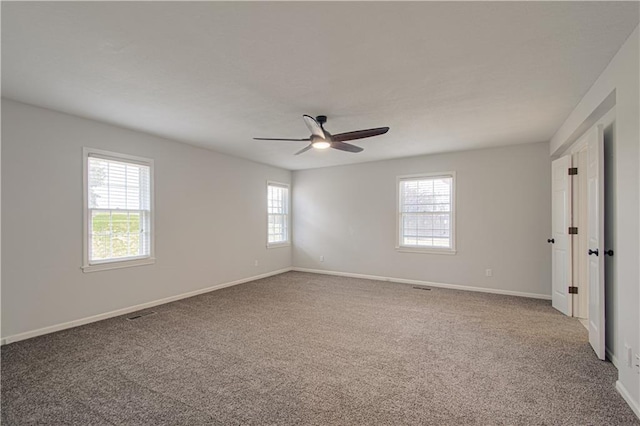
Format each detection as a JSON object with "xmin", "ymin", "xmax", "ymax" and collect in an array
[
  {"xmin": 267, "ymin": 242, "xmax": 291, "ymax": 249},
  {"xmin": 82, "ymin": 257, "xmax": 156, "ymax": 273},
  {"xmin": 395, "ymin": 247, "xmax": 457, "ymax": 255}
]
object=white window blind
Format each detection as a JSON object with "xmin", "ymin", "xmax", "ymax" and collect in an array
[
  {"xmin": 267, "ymin": 183, "xmax": 289, "ymax": 246},
  {"xmin": 87, "ymin": 153, "xmax": 152, "ymax": 264},
  {"xmin": 398, "ymin": 174, "xmax": 454, "ymax": 250}
]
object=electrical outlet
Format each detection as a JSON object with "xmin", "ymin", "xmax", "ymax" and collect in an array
[
  {"xmin": 320, "ymin": 255, "xmax": 324, "ymax": 262},
  {"xmin": 635, "ymin": 354, "xmax": 640, "ymax": 373},
  {"xmin": 625, "ymin": 344, "xmax": 632, "ymax": 367},
  {"xmin": 254, "ymin": 260, "xmax": 259, "ymax": 267},
  {"xmin": 485, "ymin": 269, "xmax": 493, "ymax": 277}
]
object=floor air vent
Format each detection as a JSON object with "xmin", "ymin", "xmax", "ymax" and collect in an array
[
  {"xmin": 126, "ymin": 311, "xmax": 157, "ymax": 321},
  {"xmin": 413, "ymin": 287, "xmax": 432, "ymax": 291}
]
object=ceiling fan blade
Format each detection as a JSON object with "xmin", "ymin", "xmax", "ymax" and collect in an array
[
  {"xmin": 254, "ymin": 137, "xmax": 310, "ymax": 141},
  {"xmin": 294, "ymin": 144, "xmax": 313, "ymax": 155},
  {"xmin": 331, "ymin": 127, "xmax": 389, "ymax": 142},
  {"xmin": 330, "ymin": 141, "xmax": 363, "ymax": 153},
  {"xmin": 303, "ymin": 115, "xmax": 326, "ymax": 139}
]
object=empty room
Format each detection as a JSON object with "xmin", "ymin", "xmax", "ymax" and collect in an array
[{"xmin": 2, "ymin": 1, "xmax": 640, "ymax": 425}]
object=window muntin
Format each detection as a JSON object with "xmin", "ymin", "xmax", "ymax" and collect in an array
[
  {"xmin": 267, "ymin": 182, "xmax": 289, "ymax": 246},
  {"xmin": 84, "ymin": 149, "xmax": 154, "ymax": 270},
  {"xmin": 398, "ymin": 174, "xmax": 455, "ymax": 252}
]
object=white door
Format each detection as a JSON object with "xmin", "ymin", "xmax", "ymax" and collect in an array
[
  {"xmin": 587, "ymin": 125, "xmax": 605, "ymax": 360},
  {"xmin": 551, "ymin": 155, "xmax": 572, "ymax": 316}
]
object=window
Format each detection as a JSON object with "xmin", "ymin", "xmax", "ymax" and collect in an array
[
  {"xmin": 397, "ymin": 173, "xmax": 455, "ymax": 253},
  {"xmin": 267, "ymin": 182, "xmax": 290, "ymax": 247},
  {"xmin": 83, "ymin": 148, "xmax": 154, "ymax": 272}
]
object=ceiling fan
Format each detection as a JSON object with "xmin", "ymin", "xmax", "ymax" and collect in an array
[{"xmin": 254, "ymin": 115, "xmax": 389, "ymax": 155}]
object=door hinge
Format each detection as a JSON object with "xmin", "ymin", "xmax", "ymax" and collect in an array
[
  {"xmin": 568, "ymin": 286, "xmax": 578, "ymax": 294},
  {"xmin": 568, "ymin": 167, "xmax": 578, "ymax": 175},
  {"xmin": 568, "ymin": 227, "xmax": 578, "ymax": 235}
]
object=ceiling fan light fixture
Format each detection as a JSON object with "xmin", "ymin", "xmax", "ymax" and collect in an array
[{"xmin": 312, "ymin": 140, "xmax": 331, "ymax": 149}]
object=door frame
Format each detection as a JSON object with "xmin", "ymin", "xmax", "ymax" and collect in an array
[
  {"xmin": 551, "ymin": 155, "xmax": 572, "ymax": 316},
  {"xmin": 552, "ymin": 108, "xmax": 615, "ymax": 360}
]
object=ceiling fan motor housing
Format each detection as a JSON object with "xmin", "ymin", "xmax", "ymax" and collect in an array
[{"xmin": 316, "ymin": 115, "xmax": 327, "ymax": 126}]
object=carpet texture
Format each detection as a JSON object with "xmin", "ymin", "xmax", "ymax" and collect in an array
[{"xmin": 2, "ymin": 271, "xmax": 638, "ymax": 425}]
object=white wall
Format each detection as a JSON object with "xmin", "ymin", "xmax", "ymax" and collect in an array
[
  {"xmin": 1, "ymin": 99, "xmax": 292, "ymax": 340},
  {"xmin": 550, "ymin": 26, "xmax": 639, "ymax": 413},
  {"xmin": 293, "ymin": 141, "xmax": 551, "ymax": 298}
]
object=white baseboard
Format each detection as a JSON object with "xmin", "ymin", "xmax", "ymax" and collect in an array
[
  {"xmin": 1, "ymin": 266, "xmax": 551, "ymax": 345},
  {"xmin": 606, "ymin": 347, "xmax": 619, "ymax": 369},
  {"xmin": 291, "ymin": 267, "xmax": 552, "ymax": 300},
  {"xmin": 1, "ymin": 267, "xmax": 293, "ymax": 346},
  {"xmin": 616, "ymin": 380, "xmax": 640, "ymax": 420}
]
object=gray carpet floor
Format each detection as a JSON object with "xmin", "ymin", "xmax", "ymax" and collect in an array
[{"xmin": 2, "ymin": 271, "xmax": 638, "ymax": 425}]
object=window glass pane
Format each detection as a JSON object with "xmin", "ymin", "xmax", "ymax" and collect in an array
[
  {"xmin": 267, "ymin": 184, "xmax": 289, "ymax": 245},
  {"xmin": 88, "ymin": 157, "xmax": 150, "ymax": 211},
  {"xmin": 87, "ymin": 153, "xmax": 152, "ymax": 264},
  {"xmin": 90, "ymin": 211, "xmax": 147, "ymax": 261},
  {"xmin": 399, "ymin": 176, "xmax": 453, "ymax": 249}
]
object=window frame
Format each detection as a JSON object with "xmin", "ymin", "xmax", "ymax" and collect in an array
[
  {"xmin": 266, "ymin": 181, "xmax": 291, "ymax": 248},
  {"xmin": 396, "ymin": 172, "xmax": 457, "ymax": 255},
  {"xmin": 82, "ymin": 147, "xmax": 156, "ymax": 272}
]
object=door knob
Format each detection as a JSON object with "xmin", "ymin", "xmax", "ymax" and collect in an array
[
  {"xmin": 588, "ymin": 249, "xmax": 599, "ymax": 256},
  {"xmin": 605, "ymin": 249, "xmax": 614, "ymax": 256},
  {"xmin": 547, "ymin": 238, "xmax": 555, "ymax": 244}
]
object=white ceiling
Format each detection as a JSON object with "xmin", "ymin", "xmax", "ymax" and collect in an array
[{"xmin": 2, "ymin": 2, "xmax": 638, "ymax": 170}]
